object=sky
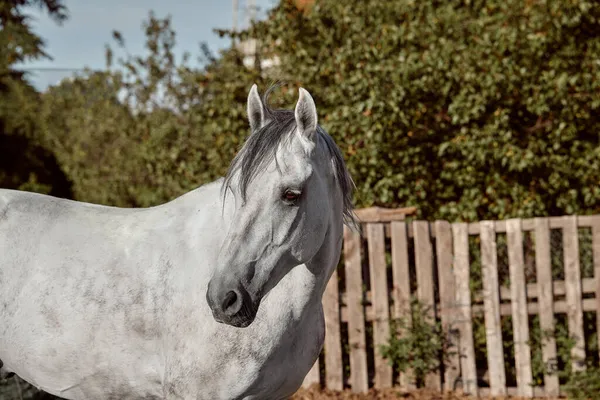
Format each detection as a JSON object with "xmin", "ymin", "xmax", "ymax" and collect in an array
[{"xmin": 19, "ymin": 0, "xmax": 277, "ymax": 90}]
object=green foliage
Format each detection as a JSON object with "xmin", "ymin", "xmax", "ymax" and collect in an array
[
  {"xmin": 379, "ymin": 298, "xmax": 449, "ymax": 386},
  {"xmin": 248, "ymin": 0, "xmax": 600, "ymax": 221},
  {"xmin": 563, "ymin": 367, "xmax": 600, "ymax": 400},
  {"xmin": 0, "ymin": 0, "xmax": 67, "ymax": 70},
  {"xmin": 0, "ymin": 0, "xmax": 70, "ymax": 198},
  {"xmin": 530, "ymin": 317, "xmax": 600, "ymax": 399},
  {"xmin": 9, "ymin": 0, "xmax": 600, "ymax": 219},
  {"xmin": 35, "ymin": 12, "xmax": 277, "ymax": 207}
]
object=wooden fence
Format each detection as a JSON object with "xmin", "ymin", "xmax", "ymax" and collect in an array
[{"xmin": 301, "ymin": 208, "xmax": 600, "ymax": 397}]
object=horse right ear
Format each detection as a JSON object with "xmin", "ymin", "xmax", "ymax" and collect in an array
[{"xmin": 247, "ymin": 84, "xmax": 265, "ymax": 133}]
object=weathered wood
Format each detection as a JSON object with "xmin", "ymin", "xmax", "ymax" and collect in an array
[
  {"xmin": 534, "ymin": 217, "xmax": 559, "ymax": 396},
  {"xmin": 389, "ymin": 215, "xmax": 596, "ymax": 239},
  {"xmin": 434, "ymin": 221, "xmax": 459, "ymax": 391},
  {"xmin": 592, "ymin": 216, "xmax": 600, "ymax": 362},
  {"xmin": 413, "ymin": 221, "xmax": 441, "ymax": 390},
  {"xmin": 479, "ymin": 221, "xmax": 506, "ymax": 396},
  {"xmin": 340, "ymin": 277, "xmax": 597, "ymax": 317},
  {"xmin": 478, "ymin": 278, "xmax": 595, "ymax": 303},
  {"xmin": 343, "ymin": 226, "xmax": 369, "ymax": 393},
  {"xmin": 465, "ymin": 216, "xmax": 599, "ymax": 236},
  {"xmin": 354, "ymin": 206, "xmax": 417, "ymax": 223},
  {"xmin": 451, "ymin": 223, "xmax": 478, "ymax": 396},
  {"xmin": 331, "ymin": 212, "xmax": 600, "ymax": 396},
  {"xmin": 339, "ymin": 293, "xmax": 599, "ymax": 324},
  {"xmin": 390, "ymin": 221, "xmax": 414, "ymax": 389},
  {"xmin": 323, "ymin": 267, "xmax": 343, "ymax": 391},
  {"xmin": 302, "ymin": 359, "xmax": 320, "ymax": 388},
  {"xmin": 366, "ymin": 223, "xmax": 393, "ymax": 388},
  {"xmin": 476, "ymin": 298, "xmax": 597, "ymax": 318},
  {"xmin": 563, "ymin": 215, "xmax": 586, "ymax": 372},
  {"xmin": 506, "ymin": 219, "xmax": 533, "ymax": 397}
]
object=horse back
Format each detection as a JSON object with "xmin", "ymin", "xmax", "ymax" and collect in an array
[{"xmin": 0, "ymin": 189, "xmax": 171, "ymax": 397}]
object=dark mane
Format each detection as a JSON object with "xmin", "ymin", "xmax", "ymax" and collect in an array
[{"xmin": 222, "ymin": 86, "xmax": 357, "ymax": 228}]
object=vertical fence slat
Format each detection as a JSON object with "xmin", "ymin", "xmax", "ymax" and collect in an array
[
  {"xmin": 592, "ymin": 216, "xmax": 600, "ymax": 362},
  {"xmin": 563, "ymin": 215, "xmax": 586, "ymax": 372},
  {"xmin": 414, "ymin": 221, "xmax": 441, "ymax": 390},
  {"xmin": 367, "ymin": 223, "xmax": 393, "ymax": 389},
  {"xmin": 343, "ymin": 226, "xmax": 369, "ymax": 393},
  {"xmin": 323, "ymin": 267, "xmax": 343, "ymax": 391},
  {"xmin": 434, "ymin": 220, "xmax": 460, "ymax": 391},
  {"xmin": 303, "ymin": 359, "xmax": 320, "ymax": 388},
  {"xmin": 390, "ymin": 221, "xmax": 415, "ymax": 389},
  {"xmin": 534, "ymin": 217, "xmax": 559, "ymax": 396},
  {"xmin": 452, "ymin": 222, "xmax": 478, "ymax": 396},
  {"xmin": 506, "ymin": 218, "xmax": 533, "ymax": 397},
  {"xmin": 479, "ymin": 221, "xmax": 507, "ymax": 396}
]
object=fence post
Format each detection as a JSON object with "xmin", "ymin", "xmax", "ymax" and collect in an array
[
  {"xmin": 323, "ymin": 266, "xmax": 343, "ymax": 390},
  {"xmin": 563, "ymin": 216, "xmax": 585, "ymax": 372},
  {"xmin": 452, "ymin": 222, "xmax": 478, "ymax": 396},
  {"xmin": 480, "ymin": 220, "xmax": 507, "ymax": 396},
  {"xmin": 434, "ymin": 220, "xmax": 460, "ymax": 392},
  {"xmin": 367, "ymin": 223, "xmax": 393, "ymax": 388},
  {"xmin": 592, "ymin": 216, "xmax": 600, "ymax": 363},
  {"xmin": 506, "ymin": 218, "xmax": 533, "ymax": 397},
  {"xmin": 534, "ymin": 217, "xmax": 559, "ymax": 396},
  {"xmin": 413, "ymin": 221, "xmax": 441, "ymax": 390},
  {"xmin": 343, "ymin": 226, "xmax": 369, "ymax": 393},
  {"xmin": 391, "ymin": 221, "xmax": 415, "ymax": 389}
]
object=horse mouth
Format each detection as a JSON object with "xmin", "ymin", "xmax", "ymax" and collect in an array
[{"xmin": 212, "ymin": 312, "xmax": 256, "ymax": 328}]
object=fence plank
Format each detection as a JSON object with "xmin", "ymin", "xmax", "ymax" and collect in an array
[
  {"xmin": 506, "ymin": 218, "xmax": 533, "ymax": 397},
  {"xmin": 367, "ymin": 223, "xmax": 393, "ymax": 389},
  {"xmin": 355, "ymin": 206, "xmax": 417, "ymax": 222},
  {"xmin": 563, "ymin": 215, "xmax": 586, "ymax": 372},
  {"xmin": 413, "ymin": 221, "xmax": 441, "ymax": 390},
  {"xmin": 479, "ymin": 221, "xmax": 507, "ymax": 396},
  {"xmin": 434, "ymin": 221, "xmax": 460, "ymax": 391},
  {"xmin": 303, "ymin": 359, "xmax": 320, "ymax": 388},
  {"xmin": 466, "ymin": 216, "xmax": 597, "ymax": 236},
  {"xmin": 343, "ymin": 226, "xmax": 369, "ymax": 393},
  {"xmin": 592, "ymin": 216, "xmax": 600, "ymax": 362},
  {"xmin": 390, "ymin": 221, "xmax": 415, "ymax": 389},
  {"xmin": 340, "ymin": 287, "xmax": 599, "ymax": 323},
  {"xmin": 451, "ymin": 222, "xmax": 478, "ymax": 396},
  {"xmin": 323, "ymin": 267, "xmax": 343, "ymax": 391},
  {"xmin": 534, "ymin": 217, "xmax": 560, "ymax": 396}
]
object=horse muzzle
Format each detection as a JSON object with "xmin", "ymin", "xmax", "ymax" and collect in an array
[{"xmin": 206, "ymin": 278, "xmax": 258, "ymax": 328}]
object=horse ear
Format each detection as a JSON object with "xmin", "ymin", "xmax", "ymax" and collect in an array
[
  {"xmin": 247, "ymin": 84, "xmax": 265, "ymax": 133},
  {"xmin": 294, "ymin": 87, "xmax": 318, "ymax": 140}
]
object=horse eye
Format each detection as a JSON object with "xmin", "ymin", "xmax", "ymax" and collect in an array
[{"xmin": 282, "ymin": 189, "xmax": 301, "ymax": 203}]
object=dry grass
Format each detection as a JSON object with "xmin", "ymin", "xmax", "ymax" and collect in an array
[{"xmin": 291, "ymin": 386, "xmax": 565, "ymax": 400}]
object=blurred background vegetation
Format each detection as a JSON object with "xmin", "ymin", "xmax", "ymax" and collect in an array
[
  {"xmin": 3, "ymin": 0, "xmax": 599, "ymax": 220},
  {"xmin": 1, "ymin": 0, "xmax": 600, "ymax": 398}
]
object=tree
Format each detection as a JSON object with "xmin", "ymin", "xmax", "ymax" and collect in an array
[
  {"xmin": 244, "ymin": 0, "xmax": 600, "ymax": 221},
  {"xmin": 40, "ymin": 13, "xmax": 269, "ymax": 208},
  {"xmin": 0, "ymin": 0, "xmax": 71, "ymax": 198},
  {"xmin": 0, "ymin": 0, "xmax": 67, "ymax": 69}
]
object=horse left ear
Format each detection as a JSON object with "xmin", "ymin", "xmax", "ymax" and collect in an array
[
  {"xmin": 294, "ymin": 87, "xmax": 318, "ymax": 140},
  {"xmin": 247, "ymin": 84, "xmax": 266, "ymax": 133}
]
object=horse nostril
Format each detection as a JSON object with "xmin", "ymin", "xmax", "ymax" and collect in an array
[{"xmin": 222, "ymin": 290, "xmax": 239, "ymax": 314}]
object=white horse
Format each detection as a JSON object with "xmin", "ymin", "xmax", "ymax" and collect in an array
[{"xmin": 0, "ymin": 85, "xmax": 356, "ymax": 399}]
